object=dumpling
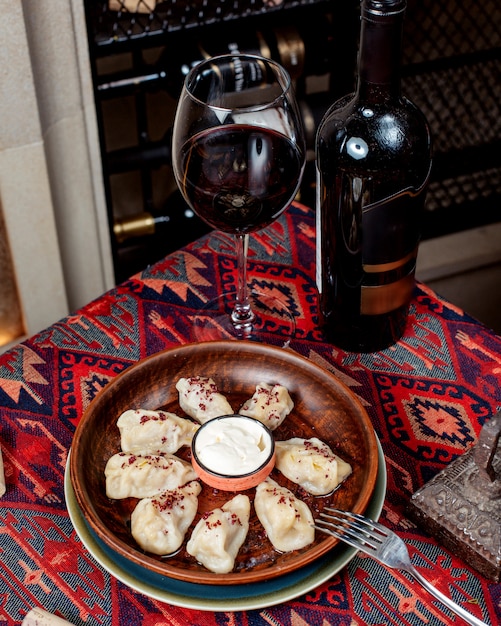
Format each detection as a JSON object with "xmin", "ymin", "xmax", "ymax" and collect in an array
[
  {"xmin": 176, "ymin": 377, "xmax": 233, "ymax": 424},
  {"xmin": 105, "ymin": 452, "xmax": 197, "ymax": 499},
  {"xmin": 238, "ymin": 383, "xmax": 293, "ymax": 430},
  {"xmin": 117, "ymin": 408, "xmax": 198, "ymax": 455},
  {"xmin": 254, "ymin": 478, "xmax": 314, "ymax": 552},
  {"xmin": 275, "ymin": 437, "xmax": 352, "ymax": 496},
  {"xmin": 131, "ymin": 480, "xmax": 201, "ymax": 555},
  {"xmin": 186, "ymin": 494, "xmax": 250, "ymax": 573}
]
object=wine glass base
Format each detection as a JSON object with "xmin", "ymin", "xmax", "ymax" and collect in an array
[{"xmin": 191, "ymin": 290, "xmax": 295, "ymax": 346}]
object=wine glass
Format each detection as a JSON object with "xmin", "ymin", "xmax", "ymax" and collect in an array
[{"xmin": 171, "ymin": 53, "xmax": 306, "ymax": 343}]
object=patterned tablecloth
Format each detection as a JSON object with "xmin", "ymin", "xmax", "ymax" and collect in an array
[{"xmin": 0, "ymin": 202, "xmax": 500, "ymax": 625}]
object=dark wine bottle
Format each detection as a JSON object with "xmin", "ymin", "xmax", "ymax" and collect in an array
[{"xmin": 315, "ymin": 0, "xmax": 432, "ymax": 352}]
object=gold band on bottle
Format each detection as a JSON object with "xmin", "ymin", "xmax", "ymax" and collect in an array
[{"xmin": 361, "ymin": 273, "xmax": 415, "ymax": 315}]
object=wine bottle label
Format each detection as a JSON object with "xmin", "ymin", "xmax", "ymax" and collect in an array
[
  {"xmin": 361, "ymin": 183, "xmax": 426, "ymax": 265},
  {"xmin": 359, "ymin": 181, "xmax": 427, "ymax": 314},
  {"xmin": 315, "ymin": 164, "xmax": 430, "ymax": 317}
]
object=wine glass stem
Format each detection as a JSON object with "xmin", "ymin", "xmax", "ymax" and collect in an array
[{"xmin": 231, "ymin": 234, "xmax": 255, "ymax": 336}]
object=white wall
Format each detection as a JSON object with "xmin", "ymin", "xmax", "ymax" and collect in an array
[{"xmin": 0, "ymin": 0, "xmax": 114, "ymax": 347}]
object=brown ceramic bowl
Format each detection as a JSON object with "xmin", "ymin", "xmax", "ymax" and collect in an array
[{"xmin": 70, "ymin": 340, "xmax": 379, "ymax": 585}]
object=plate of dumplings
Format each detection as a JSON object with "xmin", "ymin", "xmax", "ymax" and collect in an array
[{"xmin": 70, "ymin": 340, "xmax": 379, "ymax": 585}]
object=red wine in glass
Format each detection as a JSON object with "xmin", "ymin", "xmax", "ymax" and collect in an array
[
  {"xmin": 172, "ymin": 53, "xmax": 306, "ymax": 343},
  {"xmin": 179, "ymin": 125, "xmax": 304, "ymax": 234}
]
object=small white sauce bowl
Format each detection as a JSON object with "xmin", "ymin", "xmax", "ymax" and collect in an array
[{"xmin": 191, "ymin": 415, "xmax": 275, "ymax": 491}]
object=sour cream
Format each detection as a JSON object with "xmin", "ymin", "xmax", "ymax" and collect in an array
[{"xmin": 194, "ymin": 416, "xmax": 273, "ymax": 476}]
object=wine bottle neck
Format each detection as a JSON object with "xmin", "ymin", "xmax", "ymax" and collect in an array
[{"xmin": 356, "ymin": 0, "xmax": 406, "ymax": 101}]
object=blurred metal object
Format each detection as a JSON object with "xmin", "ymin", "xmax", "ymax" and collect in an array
[
  {"xmin": 275, "ymin": 25, "xmax": 305, "ymax": 80},
  {"xmin": 408, "ymin": 411, "xmax": 501, "ymax": 581},
  {"xmin": 114, "ymin": 212, "xmax": 156, "ymax": 243}
]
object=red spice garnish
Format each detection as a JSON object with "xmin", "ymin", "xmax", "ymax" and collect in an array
[
  {"xmin": 229, "ymin": 513, "xmax": 242, "ymax": 526},
  {"xmin": 204, "ymin": 515, "xmax": 223, "ymax": 530}
]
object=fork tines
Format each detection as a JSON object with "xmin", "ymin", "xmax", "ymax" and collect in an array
[
  {"xmin": 313, "ymin": 507, "xmax": 386, "ymax": 555},
  {"xmin": 314, "ymin": 509, "xmax": 490, "ymax": 626}
]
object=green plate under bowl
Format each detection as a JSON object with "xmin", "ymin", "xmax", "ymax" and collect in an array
[{"xmin": 65, "ymin": 439, "xmax": 386, "ymax": 612}]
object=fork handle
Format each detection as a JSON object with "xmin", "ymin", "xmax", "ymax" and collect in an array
[{"xmin": 406, "ymin": 564, "xmax": 489, "ymax": 626}]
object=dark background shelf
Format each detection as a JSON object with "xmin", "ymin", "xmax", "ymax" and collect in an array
[{"xmin": 83, "ymin": 0, "xmax": 501, "ymax": 283}]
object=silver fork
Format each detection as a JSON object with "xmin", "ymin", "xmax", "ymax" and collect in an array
[{"xmin": 314, "ymin": 508, "xmax": 489, "ymax": 626}]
